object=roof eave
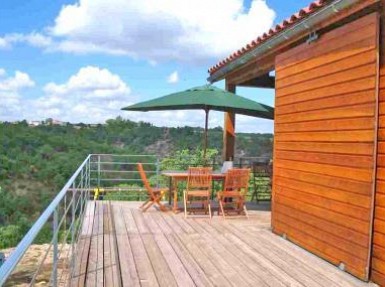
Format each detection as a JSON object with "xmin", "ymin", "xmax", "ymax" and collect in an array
[{"xmin": 207, "ymin": 0, "xmax": 361, "ymax": 83}]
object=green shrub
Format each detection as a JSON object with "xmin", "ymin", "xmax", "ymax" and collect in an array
[{"xmin": 0, "ymin": 225, "xmax": 24, "ymax": 249}]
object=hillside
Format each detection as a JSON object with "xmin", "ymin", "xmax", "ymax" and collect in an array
[{"xmin": 0, "ymin": 117, "xmax": 273, "ymax": 248}]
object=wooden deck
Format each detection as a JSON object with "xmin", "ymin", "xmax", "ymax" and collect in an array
[{"xmin": 71, "ymin": 201, "xmax": 377, "ymax": 287}]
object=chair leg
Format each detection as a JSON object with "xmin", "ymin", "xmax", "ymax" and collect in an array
[
  {"xmin": 219, "ymin": 198, "xmax": 226, "ymax": 219},
  {"xmin": 184, "ymin": 190, "xmax": 188, "ymax": 219},
  {"xmin": 243, "ymin": 205, "xmax": 249, "ymax": 219},
  {"xmin": 141, "ymin": 200, "xmax": 152, "ymax": 211},
  {"xmin": 140, "ymin": 199, "xmax": 150, "ymax": 209},
  {"xmin": 155, "ymin": 198, "xmax": 168, "ymax": 212},
  {"xmin": 142, "ymin": 201, "xmax": 154, "ymax": 212},
  {"xmin": 208, "ymin": 200, "xmax": 212, "ymax": 220}
]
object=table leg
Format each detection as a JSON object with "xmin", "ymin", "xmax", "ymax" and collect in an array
[
  {"xmin": 168, "ymin": 177, "xmax": 172, "ymax": 205},
  {"xmin": 173, "ymin": 179, "xmax": 178, "ymax": 212}
]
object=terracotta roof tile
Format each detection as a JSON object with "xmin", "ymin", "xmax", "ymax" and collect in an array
[{"xmin": 208, "ymin": 0, "xmax": 333, "ymax": 75}]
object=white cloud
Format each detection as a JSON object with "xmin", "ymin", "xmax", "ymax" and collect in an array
[
  {"xmin": 167, "ymin": 71, "xmax": 179, "ymax": 84},
  {"xmin": 36, "ymin": 66, "xmax": 131, "ymax": 122},
  {"xmin": 0, "ymin": 70, "xmax": 35, "ymax": 92},
  {"xmin": 43, "ymin": 66, "xmax": 130, "ymax": 98},
  {"xmin": 0, "ymin": 33, "xmax": 52, "ymax": 50},
  {"xmin": 0, "ymin": 38, "xmax": 9, "ymax": 49},
  {"xmin": 0, "ymin": 0, "xmax": 276, "ymax": 63},
  {"xmin": 0, "ymin": 70, "xmax": 35, "ymax": 120},
  {"xmin": 47, "ymin": 0, "xmax": 275, "ymax": 62},
  {"xmin": 0, "ymin": 66, "xmax": 131, "ymax": 123}
]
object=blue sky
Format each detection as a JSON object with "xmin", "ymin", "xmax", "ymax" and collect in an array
[{"xmin": 0, "ymin": 0, "xmax": 312, "ymax": 133}]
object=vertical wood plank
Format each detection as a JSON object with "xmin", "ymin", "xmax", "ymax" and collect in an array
[{"xmin": 223, "ymin": 81, "xmax": 236, "ymax": 161}]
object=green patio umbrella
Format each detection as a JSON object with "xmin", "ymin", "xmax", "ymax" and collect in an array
[{"xmin": 122, "ymin": 85, "xmax": 274, "ymax": 157}]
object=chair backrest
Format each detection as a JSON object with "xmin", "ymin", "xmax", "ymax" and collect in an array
[
  {"xmin": 187, "ymin": 167, "xmax": 212, "ymax": 192},
  {"xmin": 137, "ymin": 163, "xmax": 154, "ymax": 197},
  {"xmin": 224, "ymin": 168, "xmax": 250, "ymax": 193}
]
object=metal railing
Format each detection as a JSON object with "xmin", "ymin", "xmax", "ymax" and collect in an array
[
  {"xmin": 89, "ymin": 154, "xmax": 160, "ymax": 201},
  {"xmin": 0, "ymin": 155, "xmax": 92, "ymax": 286}
]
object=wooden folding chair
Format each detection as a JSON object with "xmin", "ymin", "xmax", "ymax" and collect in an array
[
  {"xmin": 183, "ymin": 167, "xmax": 212, "ymax": 219},
  {"xmin": 217, "ymin": 168, "xmax": 250, "ymax": 219},
  {"xmin": 137, "ymin": 163, "xmax": 168, "ymax": 212}
]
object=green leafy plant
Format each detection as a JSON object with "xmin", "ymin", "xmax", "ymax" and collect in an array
[{"xmin": 160, "ymin": 148, "xmax": 219, "ymax": 171}]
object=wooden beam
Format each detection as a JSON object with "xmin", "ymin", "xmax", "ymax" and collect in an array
[
  {"xmin": 238, "ymin": 74, "xmax": 275, "ymax": 88},
  {"xmin": 223, "ymin": 82, "xmax": 236, "ymax": 161},
  {"xmin": 226, "ymin": 54, "xmax": 275, "ymax": 85}
]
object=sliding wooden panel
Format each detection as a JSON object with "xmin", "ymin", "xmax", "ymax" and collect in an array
[
  {"xmin": 273, "ymin": 13, "xmax": 379, "ymax": 281},
  {"xmin": 372, "ymin": 2, "xmax": 385, "ymax": 284}
]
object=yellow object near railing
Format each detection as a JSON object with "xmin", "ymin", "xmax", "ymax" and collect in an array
[{"xmin": 93, "ymin": 187, "xmax": 105, "ymax": 200}]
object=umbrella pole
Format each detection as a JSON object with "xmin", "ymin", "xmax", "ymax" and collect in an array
[{"xmin": 203, "ymin": 108, "xmax": 209, "ymax": 160}]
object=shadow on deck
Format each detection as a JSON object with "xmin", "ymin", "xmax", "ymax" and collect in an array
[{"xmin": 71, "ymin": 201, "xmax": 376, "ymax": 287}]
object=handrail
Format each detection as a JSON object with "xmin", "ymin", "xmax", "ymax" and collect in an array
[
  {"xmin": 0, "ymin": 154, "xmax": 91, "ymax": 286},
  {"xmin": 89, "ymin": 153, "xmax": 157, "ymax": 157}
]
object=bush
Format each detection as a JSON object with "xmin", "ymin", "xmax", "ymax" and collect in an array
[
  {"xmin": 160, "ymin": 148, "xmax": 218, "ymax": 171},
  {"xmin": 0, "ymin": 225, "xmax": 24, "ymax": 249}
]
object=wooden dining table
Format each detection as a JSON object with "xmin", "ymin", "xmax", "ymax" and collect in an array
[{"xmin": 162, "ymin": 171, "xmax": 226, "ymax": 212}]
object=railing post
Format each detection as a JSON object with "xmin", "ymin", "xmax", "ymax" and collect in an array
[
  {"xmin": 97, "ymin": 155, "xmax": 101, "ymax": 188},
  {"xmin": 156, "ymin": 157, "xmax": 160, "ymax": 188},
  {"xmin": 71, "ymin": 182, "xmax": 76, "ymax": 271},
  {"xmin": 52, "ymin": 208, "xmax": 58, "ymax": 287},
  {"xmin": 64, "ymin": 193, "xmax": 67, "ymax": 236}
]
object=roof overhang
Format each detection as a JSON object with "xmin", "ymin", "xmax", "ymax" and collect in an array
[{"xmin": 207, "ymin": 0, "xmax": 362, "ymax": 83}]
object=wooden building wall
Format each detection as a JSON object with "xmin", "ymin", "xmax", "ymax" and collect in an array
[
  {"xmin": 272, "ymin": 13, "xmax": 379, "ymax": 280},
  {"xmin": 372, "ymin": 2, "xmax": 385, "ymax": 284}
]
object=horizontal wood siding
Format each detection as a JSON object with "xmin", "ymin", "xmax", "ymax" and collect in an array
[
  {"xmin": 372, "ymin": 3, "xmax": 385, "ymax": 285},
  {"xmin": 273, "ymin": 13, "xmax": 379, "ymax": 281}
]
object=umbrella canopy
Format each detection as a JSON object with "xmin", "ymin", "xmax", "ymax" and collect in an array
[
  {"xmin": 122, "ymin": 85, "xmax": 274, "ymax": 157},
  {"xmin": 123, "ymin": 85, "xmax": 274, "ymax": 119}
]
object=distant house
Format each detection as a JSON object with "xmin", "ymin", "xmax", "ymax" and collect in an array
[
  {"xmin": 208, "ymin": 0, "xmax": 385, "ymax": 284},
  {"xmin": 52, "ymin": 119, "xmax": 66, "ymax": 126},
  {"xmin": 44, "ymin": 118, "xmax": 66, "ymax": 126},
  {"xmin": 28, "ymin": 120, "xmax": 42, "ymax": 127}
]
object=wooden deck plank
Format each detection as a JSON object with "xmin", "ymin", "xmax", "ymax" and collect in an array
[
  {"xmin": 109, "ymin": 203, "xmax": 120, "ymax": 287},
  {"xmin": 187, "ymin": 220, "xmax": 268, "ymax": 287},
  {"xmin": 73, "ymin": 201, "xmax": 377, "ymax": 287},
  {"xmin": 120, "ymin": 205, "xmax": 159, "ymax": 287},
  {"xmin": 86, "ymin": 201, "xmax": 100, "ymax": 286},
  {"xmin": 153, "ymin": 213, "xmax": 213, "ymax": 287},
  {"xmin": 207, "ymin": 220, "xmax": 305, "ymax": 287},
  {"xmin": 143, "ymin": 212, "xmax": 195, "ymax": 287},
  {"xmin": 112, "ymin": 203, "xmax": 140, "ymax": 286},
  {"xmin": 255, "ymin": 230, "xmax": 349, "ymax": 286},
  {"xmin": 159, "ymin": 212, "xmax": 232, "ymax": 287},
  {"xmin": 193, "ymin": 219, "xmax": 285, "ymax": 287},
  {"xmin": 236, "ymin": 224, "xmax": 339, "ymax": 287},
  {"xmin": 96, "ymin": 201, "xmax": 104, "ymax": 287},
  {"xmin": 159, "ymin": 211, "xmax": 185, "ymax": 234},
  {"xmin": 131, "ymin": 209, "xmax": 178, "ymax": 287},
  {"xmin": 169, "ymin": 213, "xmax": 196, "ymax": 234},
  {"xmin": 71, "ymin": 201, "xmax": 95, "ymax": 287},
  {"xmin": 257, "ymin": 230, "xmax": 372, "ymax": 287},
  {"xmin": 103, "ymin": 202, "xmax": 113, "ymax": 286},
  {"xmin": 223, "ymin": 222, "xmax": 327, "ymax": 287}
]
